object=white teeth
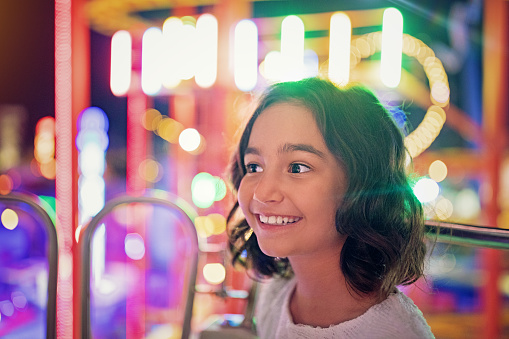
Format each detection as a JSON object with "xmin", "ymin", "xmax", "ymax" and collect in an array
[{"xmin": 259, "ymin": 215, "xmax": 300, "ymax": 226}]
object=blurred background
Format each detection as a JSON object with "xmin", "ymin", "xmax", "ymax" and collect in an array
[{"xmin": 0, "ymin": 0, "xmax": 508, "ymax": 338}]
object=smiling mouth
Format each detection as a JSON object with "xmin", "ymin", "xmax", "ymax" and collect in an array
[{"xmin": 258, "ymin": 214, "xmax": 301, "ymax": 226}]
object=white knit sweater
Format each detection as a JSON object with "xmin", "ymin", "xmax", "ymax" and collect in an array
[{"xmin": 255, "ymin": 277, "xmax": 434, "ymax": 339}]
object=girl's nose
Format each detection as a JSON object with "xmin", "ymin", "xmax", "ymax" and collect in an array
[{"xmin": 252, "ymin": 172, "xmax": 283, "ymax": 204}]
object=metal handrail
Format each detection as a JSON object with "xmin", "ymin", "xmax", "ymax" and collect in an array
[
  {"xmin": 0, "ymin": 193, "xmax": 58, "ymax": 339},
  {"xmin": 425, "ymin": 220, "xmax": 509, "ymax": 250},
  {"xmin": 80, "ymin": 192, "xmax": 199, "ymax": 339}
]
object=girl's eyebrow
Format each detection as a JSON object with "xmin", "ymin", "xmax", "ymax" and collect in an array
[
  {"xmin": 244, "ymin": 143, "xmax": 325, "ymax": 158},
  {"xmin": 244, "ymin": 147, "xmax": 260, "ymax": 156},
  {"xmin": 279, "ymin": 143, "xmax": 326, "ymax": 159}
]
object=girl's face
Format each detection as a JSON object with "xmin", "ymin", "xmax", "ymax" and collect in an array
[{"xmin": 238, "ymin": 102, "xmax": 348, "ymax": 259}]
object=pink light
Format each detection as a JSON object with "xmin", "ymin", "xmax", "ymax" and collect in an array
[{"xmin": 54, "ymin": 0, "xmax": 73, "ymax": 337}]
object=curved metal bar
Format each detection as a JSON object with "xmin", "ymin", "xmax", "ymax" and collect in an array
[
  {"xmin": 0, "ymin": 193, "xmax": 58, "ymax": 339},
  {"xmin": 425, "ymin": 220, "xmax": 509, "ymax": 250},
  {"xmin": 80, "ymin": 193, "xmax": 199, "ymax": 339}
]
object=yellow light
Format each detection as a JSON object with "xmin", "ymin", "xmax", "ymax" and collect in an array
[
  {"xmin": 435, "ymin": 198, "xmax": 453, "ymax": 220},
  {"xmin": 208, "ymin": 213, "xmax": 226, "ymax": 235},
  {"xmin": 195, "ymin": 14, "xmax": 218, "ymax": 88},
  {"xmin": 404, "ymin": 106, "xmax": 446, "ymax": 158},
  {"xmin": 428, "ymin": 160, "xmax": 448, "ymax": 182},
  {"xmin": 110, "ymin": 30, "xmax": 132, "ymax": 96},
  {"xmin": 454, "ymin": 188, "xmax": 480, "ymax": 220},
  {"xmin": 203, "ymin": 263, "xmax": 226, "ymax": 285},
  {"xmin": 138, "ymin": 158, "xmax": 163, "ymax": 183},
  {"xmin": 34, "ymin": 134, "xmax": 55, "ymax": 164},
  {"xmin": 234, "ymin": 19, "xmax": 258, "ymax": 92},
  {"xmin": 281, "ymin": 15, "xmax": 305, "ymax": 81},
  {"xmin": 328, "ymin": 12, "xmax": 351, "ymax": 86},
  {"xmin": 179, "ymin": 23, "xmax": 197, "ymax": 81},
  {"xmin": 162, "ymin": 17, "xmax": 183, "ymax": 89},
  {"xmin": 194, "ymin": 216, "xmax": 215, "ymax": 237},
  {"xmin": 431, "ymin": 81, "xmax": 450, "ymax": 106},
  {"xmin": 194, "ymin": 214, "xmax": 226, "ymax": 237},
  {"xmin": 157, "ymin": 118, "xmax": 184, "ymax": 143},
  {"xmin": 40, "ymin": 159, "xmax": 56, "ymax": 180},
  {"xmin": 142, "ymin": 27, "xmax": 163, "ymax": 95},
  {"xmin": 141, "ymin": 109, "xmax": 162, "ymax": 131},
  {"xmin": 1, "ymin": 208, "xmax": 18, "ymax": 230},
  {"xmin": 381, "ymin": 8, "xmax": 403, "ymax": 88},
  {"xmin": 179, "ymin": 128, "xmax": 201, "ymax": 152}
]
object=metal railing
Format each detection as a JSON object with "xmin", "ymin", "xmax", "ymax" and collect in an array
[
  {"xmin": 0, "ymin": 193, "xmax": 58, "ymax": 339},
  {"xmin": 425, "ymin": 220, "xmax": 509, "ymax": 250}
]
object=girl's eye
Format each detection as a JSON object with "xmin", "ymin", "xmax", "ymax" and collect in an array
[
  {"xmin": 246, "ymin": 163, "xmax": 263, "ymax": 173},
  {"xmin": 289, "ymin": 163, "xmax": 310, "ymax": 174}
]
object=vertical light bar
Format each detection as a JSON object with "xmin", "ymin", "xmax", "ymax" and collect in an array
[
  {"xmin": 110, "ymin": 30, "xmax": 132, "ymax": 96},
  {"xmin": 162, "ymin": 17, "xmax": 183, "ymax": 89},
  {"xmin": 77, "ymin": 107, "xmax": 109, "ymax": 288},
  {"xmin": 329, "ymin": 12, "xmax": 351, "ymax": 86},
  {"xmin": 76, "ymin": 107, "xmax": 108, "ymax": 224},
  {"xmin": 381, "ymin": 8, "xmax": 403, "ymax": 88},
  {"xmin": 234, "ymin": 19, "xmax": 258, "ymax": 91},
  {"xmin": 195, "ymin": 14, "xmax": 218, "ymax": 88},
  {"xmin": 179, "ymin": 23, "xmax": 197, "ymax": 80},
  {"xmin": 54, "ymin": 0, "xmax": 73, "ymax": 337},
  {"xmin": 141, "ymin": 27, "xmax": 163, "ymax": 95},
  {"xmin": 281, "ymin": 15, "xmax": 305, "ymax": 81}
]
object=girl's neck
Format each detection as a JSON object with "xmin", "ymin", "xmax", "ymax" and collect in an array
[{"xmin": 288, "ymin": 250, "xmax": 382, "ymax": 328}]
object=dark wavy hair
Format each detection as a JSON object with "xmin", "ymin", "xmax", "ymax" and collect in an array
[{"xmin": 227, "ymin": 77, "xmax": 426, "ymax": 298}]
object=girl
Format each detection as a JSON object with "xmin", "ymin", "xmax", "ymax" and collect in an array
[{"xmin": 227, "ymin": 77, "xmax": 434, "ymax": 338}]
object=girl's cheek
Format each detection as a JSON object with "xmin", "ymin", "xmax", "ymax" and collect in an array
[{"xmin": 237, "ymin": 179, "xmax": 249, "ymax": 212}]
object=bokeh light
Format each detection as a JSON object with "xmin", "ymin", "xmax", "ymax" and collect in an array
[
  {"xmin": 179, "ymin": 128, "xmax": 201, "ymax": 152},
  {"xmin": 260, "ymin": 50, "xmax": 283, "ymax": 82},
  {"xmin": 191, "ymin": 173, "xmax": 227, "ymax": 209},
  {"xmin": 381, "ymin": 8, "xmax": 403, "ymax": 88},
  {"xmin": 195, "ymin": 13, "xmax": 218, "ymax": 88},
  {"xmin": 125, "ymin": 233, "xmax": 146, "ymax": 260},
  {"xmin": 34, "ymin": 117, "xmax": 56, "ymax": 179},
  {"xmin": 139, "ymin": 158, "xmax": 163, "ymax": 183},
  {"xmin": 157, "ymin": 118, "xmax": 185, "ymax": 143},
  {"xmin": 435, "ymin": 197, "xmax": 454, "ymax": 220},
  {"xmin": 142, "ymin": 27, "xmax": 163, "ymax": 95},
  {"xmin": 454, "ymin": 188, "xmax": 481, "ymax": 220},
  {"xmin": 234, "ymin": 19, "xmax": 258, "ymax": 91},
  {"xmin": 1, "ymin": 208, "xmax": 19, "ymax": 230},
  {"xmin": 194, "ymin": 213, "xmax": 226, "ymax": 237},
  {"xmin": 428, "ymin": 160, "xmax": 448, "ymax": 182},
  {"xmin": 328, "ymin": 12, "xmax": 351, "ymax": 86},
  {"xmin": 141, "ymin": 109, "xmax": 162, "ymax": 131},
  {"xmin": 413, "ymin": 177, "xmax": 440, "ymax": 203},
  {"xmin": 192, "ymin": 172, "xmax": 216, "ymax": 208},
  {"xmin": 0, "ymin": 301, "xmax": 14, "ymax": 317},
  {"xmin": 180, "ymin": 20, "xmax": 197, "ymax": 80},
  {"xmin": 280, "ymin": 15, "xmax": 305, "ymax": 81},
  {"xmin": 203, "ymin": 263, "xmax": 226, "ymax": 285},
  {"xmin": 110, "ymin": 30, "xmax": 132, "ymax": 96},
  {"xmin": 11, "ymin": 291, "xmax": 27, "ymax": 309},
  {"xmin": 162, "ymin": 17, "xmax": 183, "ymax": 89},
  {"xmin": 0, "ymin": 174, "xmax": 13, "ymax": 195}
]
